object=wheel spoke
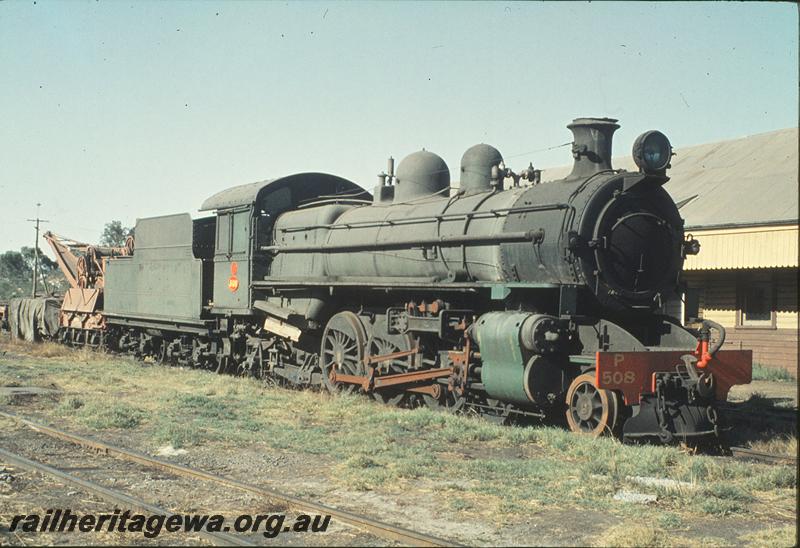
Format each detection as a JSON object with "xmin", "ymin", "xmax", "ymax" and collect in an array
[
  {"xmin": 342, "ymin": 343, "xmax": 357, "ymax": 355},
  {"xmin": 334, "ymin": 330, "xmax": 345, "ymax": 344}
]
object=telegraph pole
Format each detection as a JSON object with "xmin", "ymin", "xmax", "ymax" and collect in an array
[{"xmin": 26, "ymin": 203, "xmax": 48, "ymax": 298}]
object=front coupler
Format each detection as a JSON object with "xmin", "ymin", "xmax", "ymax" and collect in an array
[{"xmin": 622, "ymin": 367, "xmax": 720, "ymax": 442}]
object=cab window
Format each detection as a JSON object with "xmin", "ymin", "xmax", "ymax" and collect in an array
[
  {"xmin": 216, "ymin": 213, "xmax": 231, "ymax": 253},
  {"xmin": 231, "ymin": 211, "xmax": 250, "ymax": 253}
]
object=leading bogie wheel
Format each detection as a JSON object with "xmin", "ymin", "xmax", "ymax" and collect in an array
[
  {"xmin": 421, "ymin": 386, "xmax": 466, "ymax": 413},
  {"xmin": 565, "ymin": 373, "xmax": 621, "ymax": 436},
  {"xmin": 320, "ymin": 311, "xmax": 367, "ymax": 394}
]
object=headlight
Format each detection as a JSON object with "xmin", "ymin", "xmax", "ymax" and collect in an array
[{"xmin": 632, "ymin": 130, "xmax": 672, "ymax": 173}]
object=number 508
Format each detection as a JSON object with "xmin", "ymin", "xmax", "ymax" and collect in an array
[{"xmin": 601, "ymin": 371, "xmax": 636, "ymax": 384}]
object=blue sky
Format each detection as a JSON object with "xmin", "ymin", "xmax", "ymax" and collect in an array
[{"xmin": 0, "ymin": 1, "xmax": 797, "ymax": 251}]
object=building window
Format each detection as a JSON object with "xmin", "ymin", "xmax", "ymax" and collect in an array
[{"xmin": 738, "ymin": 280, "xmax": 775, "ymax": 328}]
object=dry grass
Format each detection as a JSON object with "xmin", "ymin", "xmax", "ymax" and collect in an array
[
  {"xmin": 2, "ymin": 336, "xmax": 102, "ymax": 361},
  {"xmin": 747, "ymin": 434, "xmax": 798, "ymax": 456},
  {"xmin": 669, "ymin": 537, "xmax": 732, "ymax": 547},
  {"xmin": 739, "ymin": 525, "xmax": 797, "ymax": 547},
  {"xmin": 598, "ymin": 522, "xmax": 784, "ymax": 547},
  {"xmin": 0, "ymin": 338, "xmax": 797, "ymax": 543},
  {"xmin": 595, "ymin": 523, "xmax": 671, "ymax": 547}
]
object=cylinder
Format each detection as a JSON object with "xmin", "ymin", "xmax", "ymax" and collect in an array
[
  {"xmin": 472, "ymin": 311, "xmax": 532, "ymax": 405},
  {"xmin": 473, "ymin": 311, "xmax": 567, "ymax": 406}
]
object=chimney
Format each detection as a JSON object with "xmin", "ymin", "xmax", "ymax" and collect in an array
[{"xmin": 566, "ymin": 117, "xmax": 619, "ymax": 180}]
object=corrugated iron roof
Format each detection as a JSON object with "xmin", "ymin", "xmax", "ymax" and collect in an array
[{"xmin": 542, "ymin": 127, "xmax": 799, "ymax": 229}]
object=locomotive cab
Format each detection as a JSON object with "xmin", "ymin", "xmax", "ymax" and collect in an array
[{"xmin": 198, "ymin": 173, "xmax": 369, "ymax": 315}]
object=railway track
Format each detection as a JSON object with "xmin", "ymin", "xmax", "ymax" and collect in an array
[
  {"xmin": 718, "ymin": 402, "xmax": 797, "ymax": 429},
  {"xmin": 0, "ymin": 447, "xmax": 253, "ymax": 547},
  {"xmin": 0, "ymin": 409, "xmax": 459, "ymax": 547},
  {"xmin": 728, "ymin": 446, "xmax": 798, "ymax": 466}
]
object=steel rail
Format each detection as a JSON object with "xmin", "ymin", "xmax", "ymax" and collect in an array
[
  {"xmin": 0, "ymin": 447, "xmax": 253, "ymax": 547},
  {"xmin": 726, "ymin": 405, "xmax": 797, "ymax": 419},
  {"xmin": 1, "ymin": 410, "xmax": 459, "ymax": 547},
  {"xmin": 729, "ymin": 446, "xmax": 798, "ymax": 466}
]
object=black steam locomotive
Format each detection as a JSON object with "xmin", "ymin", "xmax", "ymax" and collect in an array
[{"xmin": 51, "ymin": 117, "xmax": 751, "ymax": 442}]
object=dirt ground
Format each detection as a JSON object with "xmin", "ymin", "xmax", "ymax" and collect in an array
[
  {"xmin": 0, "ymin": 338, "xmax": 796, "ymax": 547},
  {"xmin": 0, "ymin": 416, "xmax": 389, "ymax": 546}
]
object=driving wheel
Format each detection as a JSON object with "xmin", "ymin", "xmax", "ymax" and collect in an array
[
  {"xmin": 367, "ymin": 319, "xmax": 416, "ymax": 406},
  {"xmin": 320, "ymin": 311, "xmax": 367, "ymax": 394}
]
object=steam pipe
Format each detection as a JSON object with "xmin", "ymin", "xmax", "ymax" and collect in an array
[{"xmin": 262, "ymin": 229, "xmax": 545, "ymax": 254}]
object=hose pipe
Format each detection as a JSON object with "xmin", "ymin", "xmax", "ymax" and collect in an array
[
  {"xmin": 704, "ymin": 319, "xmax": 726, "ymax": 356},
  {"xmin": 696, "ymin": 319, "xmax": 726, "ymax": 368}
]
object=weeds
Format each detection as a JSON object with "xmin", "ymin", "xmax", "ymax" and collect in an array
[
  {"xmin": 152, "ymin": 422, "xmax": 208, "ymax": 448},
  {"xmin": 72, "ymin": 401, "xmax": 148, "ymax": 430},
  {"xmin": 752, "ymin": 363, "xmax": 796, "ymax": 382},
  {"xmin": 58, "ymin": 396, "xmax": 84, "ymax": 411},
  {"xmin": 656, "ymin": 512, "xmax": 683, "ymax": 529}
]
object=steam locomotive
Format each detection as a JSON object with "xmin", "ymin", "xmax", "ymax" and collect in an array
[{"xmin": 48, "ymin": 117, "xmax": 752, "ymax": 442}]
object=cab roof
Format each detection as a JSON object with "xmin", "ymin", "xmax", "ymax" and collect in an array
[{"xmin": 199, "ymin": 172, "xmax": 367, "ymax": 212}]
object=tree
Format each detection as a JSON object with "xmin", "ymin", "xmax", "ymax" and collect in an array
[
  {"xmin": 100, "ymin": 221, "xmax": 133, "ymax": 247},
  {"xmin": 0, "ymin": 250, "xmax": 32, "ymax": 299},
  {"xmin": 0, "ymin": 247, "xmax": 66, "ymax": 299},
  {"xmin": 20, "ymin": 246, "xmax": 59, "ymax": 274},
  {"xmin": 0, "ymin": 250, "xmax": 28, "ymax": 281}
]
